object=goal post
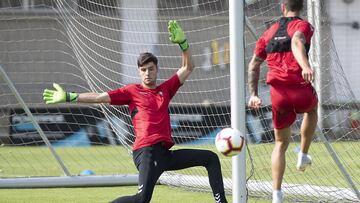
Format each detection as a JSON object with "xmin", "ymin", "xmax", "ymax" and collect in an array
[{"xmin": 229, "ymin": 0, "xmax": 247, "ymax": 202}]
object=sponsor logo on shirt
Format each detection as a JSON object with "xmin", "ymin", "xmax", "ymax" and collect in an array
[{"xmin": 274, "ymin": 36, "xmax": 287, "ymax": 40}]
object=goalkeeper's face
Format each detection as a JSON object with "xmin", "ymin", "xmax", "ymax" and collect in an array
[{"xmin": 138, "ymin": 61, "xmax": 158, "ymax": 89}]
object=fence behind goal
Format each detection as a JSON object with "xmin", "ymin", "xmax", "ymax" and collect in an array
[{"xmin": 0, "ymin": 0, "xmax": 359, "ymax": 202}]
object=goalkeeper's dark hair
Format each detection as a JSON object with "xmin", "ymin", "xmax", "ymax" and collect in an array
[
  {"xmin": 137, "ymin": 52, "xmax": 158, "ymax": 68},
  {"xmin": 282, "ymin": 0, "xmax": 303, "ymax": 12}
]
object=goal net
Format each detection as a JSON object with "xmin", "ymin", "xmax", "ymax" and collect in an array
[{"xmin": 0, "ymin": 0, "xmax": 359, "ymax": 202}]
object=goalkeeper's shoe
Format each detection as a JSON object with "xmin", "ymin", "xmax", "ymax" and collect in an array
[{"xmin": 296, "ymin": 153, "xmax": 312, "ymax": 171}]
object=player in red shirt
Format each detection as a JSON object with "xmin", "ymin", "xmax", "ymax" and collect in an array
[
  {"xmin": 43, "ymin": 20, "xmax": 228, "ymax": 203},
  {"xmin": 247, "ymin": 0, "xmax": 318, "ymax": 202}
]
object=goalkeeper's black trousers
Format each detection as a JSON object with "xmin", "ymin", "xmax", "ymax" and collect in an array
[{"xmin": 110, "ymin": 142, "xmax": 228, "ymax": 203}]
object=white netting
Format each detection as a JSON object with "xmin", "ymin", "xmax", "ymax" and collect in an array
[{"xmin": 0, "ymin": 0, "xmax": 359, "ymax": 202}]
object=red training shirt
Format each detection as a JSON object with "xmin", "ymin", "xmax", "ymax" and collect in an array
[
  {"xmin": 108, "ymin": 74, "xmax": 182, "ymax": 151},
  {"xmin": 254, "ymin": 18, "xmax": 314, "ymax": 85}
]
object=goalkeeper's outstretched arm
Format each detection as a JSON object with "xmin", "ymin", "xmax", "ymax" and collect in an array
[
  {"xmin": 43, "ymin": 83, "xmax": 110, "ymax": 104},
  {"xmin": 168, "ymin": 20, "xmax": 193, "ymax": 84},
  {"xmin": 76, "ymin": 92, "xmax": 110, "ymax": 103}
]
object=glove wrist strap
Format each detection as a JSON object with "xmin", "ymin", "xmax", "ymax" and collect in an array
[
  {"xmin": 66, "ymin": 92, "xmax": 78, "ymax": 103},
  {"xmin": 179, "ymin": 39, "xmax": 189, "ymax": 51}
]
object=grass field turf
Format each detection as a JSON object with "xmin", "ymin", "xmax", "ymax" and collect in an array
[
  {"xmin": 0, "ymin": 185, "xmax": 273, "ymax": 203},
  {"xmin": 0, "ymin": 142, "xmax": 359, "ymax": 202}
]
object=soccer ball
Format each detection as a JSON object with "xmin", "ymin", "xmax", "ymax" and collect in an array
[{"xmin": 215, "ymin": 128, "xmax": 244, "ymax": 156}]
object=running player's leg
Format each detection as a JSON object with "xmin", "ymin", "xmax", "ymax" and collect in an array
[
  {"xmin": 110, "ymin": 147, "xmax": 162, "ymax": 203},
  {"xmin": 296, "ymin": 106, "xmax": 317, "ymax": 171},
  {"xmin": 291, "ymin": 84, "xmax": 318, "ymax": 155},
  {"xmin": 300, "ymin": 106, "xmax": 317, "ymax": 154},
  {"xmin": 292, "ymin": 85, "xmax": 318, "ymax": 171},
  {"xmin": 166, "ymin": 149, "xmax": 228, "ymax": 203},
  {"xmin": 272, "ymin": 127, "xmax": 291, "ymax": 191},
  {"xmin": 270, "ymin": 85, "xmax": 295, "ymax": 202}
]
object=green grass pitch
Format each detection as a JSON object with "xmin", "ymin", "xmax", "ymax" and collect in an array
[{"xmin": 0, "ymin": 141, "xmax": 359, "ymax": 202}]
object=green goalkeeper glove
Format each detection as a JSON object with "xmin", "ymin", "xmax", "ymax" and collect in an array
[
  {"xmin": 168, "ymin": 20, "xmax": 189, "ymax": 51},
  {"xmin": 43, "ymin": 83, "xmax": 78, "ymax": 104}
]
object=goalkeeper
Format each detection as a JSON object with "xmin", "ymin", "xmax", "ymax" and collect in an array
[{"xmin": 43, "ymin": 20, "xmax": 228, "ymax": 203}]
